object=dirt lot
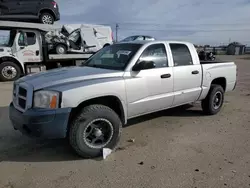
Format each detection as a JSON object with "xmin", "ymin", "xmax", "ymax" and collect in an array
[{"xmin": 0, "ymin": 55, "xmax": 250, "ymax": 188}]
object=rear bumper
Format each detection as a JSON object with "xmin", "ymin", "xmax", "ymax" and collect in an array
[
  {"xmin": 9, "ymin": 102, "xmax": 71, "ymax": 139},
  {"xmin": 54, "ymin": 11, "xmax": 60, "ymax": 21}
]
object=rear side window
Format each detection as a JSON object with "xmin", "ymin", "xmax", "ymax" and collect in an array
[
  {"xmin": 26, "ymin": 32, "xmax": 36, "ymax": 45},
  {"xmin": 170, "ymin": 43, "xmax": 193, "ymax": 66}
]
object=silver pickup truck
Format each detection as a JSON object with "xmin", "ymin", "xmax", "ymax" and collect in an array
[{"xmin": 9, "ymin": 40, "xmax": 237, "ymax": 158}]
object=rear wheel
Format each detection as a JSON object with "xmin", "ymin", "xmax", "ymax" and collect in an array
[
  {"xmin": 0, "ymin": 61, "xmax": 21, "ymax": 82},
  {"xmin": 56, "ymin": 44, "xmax": 67, "ymax": 54},
  {"xmin": 201, "ymin": 84, "xmax": 224, "ymax": 115},
  {"xmin": 40, "ymin": 12, "xmax": 54, "ymax": 24},
  {"xmin": 69, "ymin": 104, "xmax": 122, "ymax": 158}
]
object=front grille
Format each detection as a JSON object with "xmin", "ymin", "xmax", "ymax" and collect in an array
[
  {"xmin": 19, "ymin": 87, "xmax": 27, "ymax": 97},
  {"xmin": 13, "ymin": 82, "xmax": 32, "ymax": 112},
  {"xmin": 18, "ymin": 98, "xmax": 26, "ymax": 109}
]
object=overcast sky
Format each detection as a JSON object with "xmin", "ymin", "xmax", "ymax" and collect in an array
[{"xmin": 47, "ymin": 0, "xmax": 250, "ymax": 45}]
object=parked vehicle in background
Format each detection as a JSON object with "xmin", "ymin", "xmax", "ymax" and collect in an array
[
  {"xmin": 9, "ymin": 40, "xmax": 237, "ymax": 158},
  {"xmin": 120, "ymin": 35, "xmax": 155, "ymax": 42},
  {"xmin": 0, "ymin": 21, "xmax": 113, "ymax": 81},
  {"xmin": 198, "ymin": 50, "xmax": 216, "ymax": 61},
  {"xmin": 0, "ymin": 0, "xmax": 60, "ymax": 24}
]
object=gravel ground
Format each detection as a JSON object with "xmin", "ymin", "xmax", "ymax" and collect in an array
[{"xmin": 0, "ymin": 55, "xmax": 250, "ymax": 188}]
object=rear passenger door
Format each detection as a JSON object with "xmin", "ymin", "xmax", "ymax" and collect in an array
[
  {"xmin": 17, "ymin": 0, "xmax": 38, "ymax": 15},
  {"xmin": 125, "ymin": 43, "xmax": 174, "ymax": 118},
  {"xmin": 169, "ymin": 43, "xmax": 202, "ymax": 106}
]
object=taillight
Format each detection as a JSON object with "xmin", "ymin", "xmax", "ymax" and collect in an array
[{"xmin": 52, "ymin": 1, "xmax": 57, "ymax": 8}]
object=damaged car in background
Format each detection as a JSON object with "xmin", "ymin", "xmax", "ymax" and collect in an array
[{"xmin": 45, "ymin": 24, "xmax": 113, "ymax": 54}]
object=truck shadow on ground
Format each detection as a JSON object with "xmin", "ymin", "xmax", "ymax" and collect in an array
[{"xmin": 0, "ymin": 104, "xmax": 204, "ymax": 163}]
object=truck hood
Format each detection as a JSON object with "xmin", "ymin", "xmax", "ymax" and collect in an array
[{"xmin": 17, "ymin": 66, "xmax": 124, "ymax": 90}]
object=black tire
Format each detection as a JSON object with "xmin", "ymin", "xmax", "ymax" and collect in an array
[
  {"xmin": 0, "ymin": 61, "xmax": 21, "ymax": 82},
  {"xmin": 201, "ymin": 84, "xmax": 225, "ymax": 115},
  {"xmin": 55, "ymin": 44, "xmax": 67, "ymax": 54},
  {"xmin": 39, "ymin": 12, "xmax": 54, "ymax": 25},
  {"xmin": 69, "ymin": 104, "xmax": 122, "ymax": 158}
]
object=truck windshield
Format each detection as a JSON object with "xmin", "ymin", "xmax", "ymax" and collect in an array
[
  {"xmin": 83, "ymin": 43, "xmax": 143, "ymax": 70},
  {"xmin": 0, "ymin": 30, "xmax": 16, "ymax": 47}
]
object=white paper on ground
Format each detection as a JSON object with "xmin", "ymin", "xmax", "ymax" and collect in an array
[{"xmin": 103, "ymin": 148, "xmax": 112, "ymax": 159}]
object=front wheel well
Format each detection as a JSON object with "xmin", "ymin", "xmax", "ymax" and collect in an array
[
  {"xmin": 103, "ymin": 43, "xmax": 110, "ymax": 48},
  {"xmin": 211, "ymin": 77, "xmax": 226, "ymax": 91},
  {"xmin": 68, "ymin": 96, "xmax": 125, "ymax": 134},
  {"xmin": 0, "ymin": 57, "xmax": 24, "ymax": 75}
]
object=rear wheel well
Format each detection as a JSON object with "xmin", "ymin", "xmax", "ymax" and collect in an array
[
  {"xmin": 211, "ymin": 77, "xmax": 226, "ymax": 91},
  {"xmin": 68, "ymin": 96, "xmax": 125, "ymax": 134},
  {"xmin": 0, "ymin": 57, "xmax": 24, "ymax": 75},
  {"xmin": 39, "ymin": 9, "xmax": 56, "ymax": 19}
]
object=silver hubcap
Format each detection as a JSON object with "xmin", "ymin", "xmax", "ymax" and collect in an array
[
  {"xmin": 42, "ymin": 15, "xmax": 53, "ymax": 24},
  {"xmin": 213, "ymin": 91, "xmax": 223, "ymax": 109},
  {"xmin": 1, "ymin": 66, "xmax": 17, "ymax": 79},
  {"xmin": 58, "ymin": 47, "xmax": 65, "ymax": 54},
  {"xmin": 83, "ymin": 118, "xmax": 114, "ymax": 149}
]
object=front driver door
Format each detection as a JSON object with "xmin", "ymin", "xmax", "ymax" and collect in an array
[
  {"xmin": 15, "ymin": 31, "xmax": 42, "ymax": 63},
  {"xmin": 125, "ymin": 43, "xmax": 174, "ymax": 118}
]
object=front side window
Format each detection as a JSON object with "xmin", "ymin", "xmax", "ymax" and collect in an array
[
  {"xmin": 138, "ymin": 43, "xmax": 168, "ymax": 68},
  {"xmin": 18, "ymin": 32, "xmax": 25, "ymax": 46},
  {"xmin": 121, "ymin": 36, "xmax": 137, "ymax": 42},
  {"xmin": 135, "ymin": 36, "xmax": 144, "ymax": 41},
  {"xmin": 170, "ymin": 43, "xmax": 193, "ymax": 66},
  {"xmin": 83, "ymin": 43, "xmax": 142, "ymax": 70}
]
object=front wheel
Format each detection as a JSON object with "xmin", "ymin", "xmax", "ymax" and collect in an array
[
  {"xmin": 0, "ymin": 61, "xmax": 21, "ymax": 82},
  {"xmin": 69, "ymin": 104, "xmax": 122, "ymax": 158},
  {"xmin": 201, "ymin": 84, "xmax": 225, "ymax": 115}
]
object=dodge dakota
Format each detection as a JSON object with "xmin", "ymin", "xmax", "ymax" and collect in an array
[{"xmin": 9, "ymin": 40, "xmax": 237, "ymax": 158}]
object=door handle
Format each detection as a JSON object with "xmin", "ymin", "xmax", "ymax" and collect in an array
[
  {"xmin": 20, "ymin": 46, "xmax": 25, "ymax": 50},
  {"xmin": 160, "ymin": 74, "xmax": 171, "ymax": 79},
  {"xmin": 36, "ymin": 50, "xmax": 39, "ymax": 56},
  {"xmin": 192, "ymin": 70, "xmax": 199, "ymax": 74}
]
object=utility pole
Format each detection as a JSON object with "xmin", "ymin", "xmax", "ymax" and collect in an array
[{"xmin": 115, "ymin": 23, "xmax": 119, "ymax": 42}]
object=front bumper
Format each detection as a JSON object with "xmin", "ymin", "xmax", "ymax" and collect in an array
[{"xmin": 9, "ymin": 102, "xmax": 71, "ymax": 139}]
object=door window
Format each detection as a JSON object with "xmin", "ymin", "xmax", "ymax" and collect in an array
[
  {"xmin": 18, "ymin": 32, "xmax": 25, "ymax": 46},
  {"xmin": 170, "ymin": 43, "xmax": 193, "ymax": 66},
  {"xmin": 139, "ymin": 44, "xmax": 168, "ymax": 68},
  {"xmin": 26, "ymin": 32, "xmax": 36, "ymax": 45},
  {"xmin": 136, "ymin": 36, "xmax": 144, "ymax": 41},
  {"xmin": 18, "ymin": 32, "xmax": 36, "ymax": 46}
]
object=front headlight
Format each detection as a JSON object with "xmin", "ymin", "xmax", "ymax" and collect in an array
[{"xmin": 33, "ymin": 90, "xmax": 60, "ymax": 109}]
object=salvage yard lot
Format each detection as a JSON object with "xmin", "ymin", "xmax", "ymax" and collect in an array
[{"xmin": 0, "ymin": 55, "xmax": 250, "ymax": 188}]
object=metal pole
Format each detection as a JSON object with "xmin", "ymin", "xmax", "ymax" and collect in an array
[{"xmin": 115, "ymin": 23, "xmax": 119, "ymax": 42}]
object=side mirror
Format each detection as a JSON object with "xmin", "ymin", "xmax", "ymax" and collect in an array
[{"xmin": 132, "ymin": 60, "xmax": 155, "ymax": 71}]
